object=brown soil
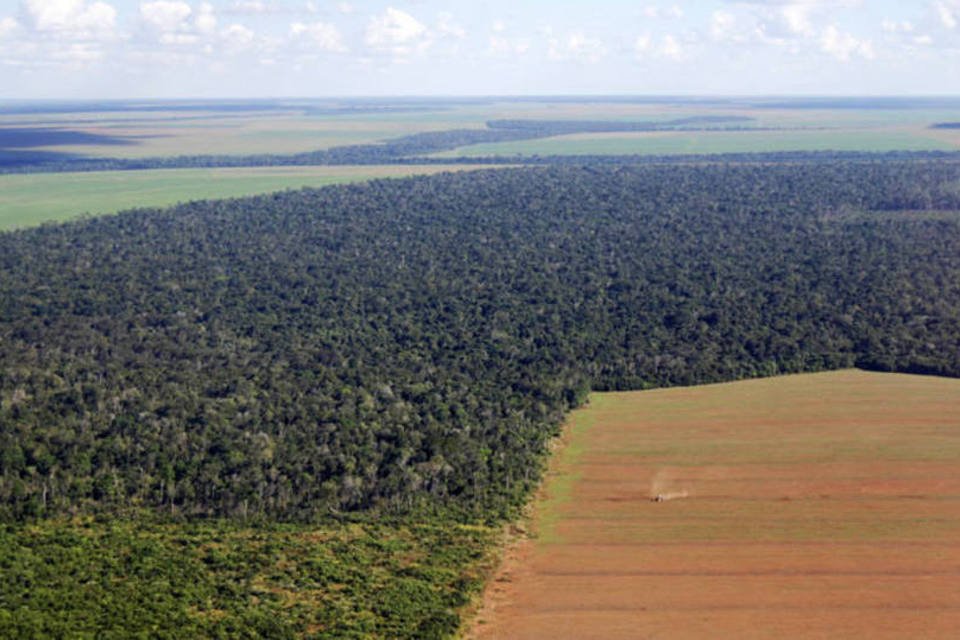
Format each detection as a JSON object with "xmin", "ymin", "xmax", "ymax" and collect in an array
[{"xmin": 467, "ymin": 370, "xmax": 960, "ymax": 639}]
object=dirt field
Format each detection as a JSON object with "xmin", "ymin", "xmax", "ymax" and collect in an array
[{"xmin": 469, "ymin": 370, "xmax": 960, "ymax": 639}]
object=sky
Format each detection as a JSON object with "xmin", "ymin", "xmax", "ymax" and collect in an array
[{"xmin": 0, "ymin": 0, "xmax": 958, "ymax": 98}]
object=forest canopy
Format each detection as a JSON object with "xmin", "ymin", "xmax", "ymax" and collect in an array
[{"xmin": 1, "ymin": 161, "xmax": 960, "ymax": 522}]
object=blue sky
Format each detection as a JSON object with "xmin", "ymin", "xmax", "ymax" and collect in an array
[{"xmin": 0, "ymin": 0, "xmax": 958, "ymax": 98}]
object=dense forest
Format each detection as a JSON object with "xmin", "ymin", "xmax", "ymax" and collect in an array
[{"xmin": 1, "ymin": 160, "xmax": 960, "ymax": 523}]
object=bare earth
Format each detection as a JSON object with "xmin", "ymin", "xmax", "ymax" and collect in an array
[{"xmin": 469, "ymin": 370, "xmax": 960, "ymax": 639}]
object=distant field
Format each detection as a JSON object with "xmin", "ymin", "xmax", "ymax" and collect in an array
[
  {"xmin": 0, "ymin": 103, "xmax": 495, "ymax": 159},
  {"xmin": 435, "ymin": 128, "xmax": 960, "ymax": 157},
  {"xmin": 472, "ymin": 370, "xmax": 960, "ymax": 639},
  {"xmin": 7, "ymin": 99, "xmax": 960, "ymax": 161},
  {"xmin": 0, "ymin": 165, "xmax": 499, "ymax": 229},
  {"xmin": 1, "ymin": 115, "xmax": 479, "ymax": 159}
]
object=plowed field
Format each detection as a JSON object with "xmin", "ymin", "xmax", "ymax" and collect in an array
[{"xmin": 470, "ymin": 370, "xmax": 960, "ymax": 639}]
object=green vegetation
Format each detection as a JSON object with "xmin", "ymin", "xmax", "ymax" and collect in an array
[
  {"xmin": 432, "ymin": 128, "xmax": 959, "ymax": 158},
  {"xmin": 0, "ymin": 514, "xmax": 496, "ymax": 638},
  {"xmin": 4, "ymin": 161, "xmax": 960, "ymax": 521},
  {"xmin": 3, "ymin": 158, "xmax": 960, "ymax": 636},
  {"xmin": 0, "ymin": 166, "xmax": 494, "ymax": 229}
]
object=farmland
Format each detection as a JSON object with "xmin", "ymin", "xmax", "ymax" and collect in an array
[
  {"xmin": 0, "ymin": 165, "xmax": 499, "ymax": 230},
  {"xmin": 3, "ymin": 103, "xmax": 960, "ymax": 637},
  {"xmin": 7, "ymin": 98, "xmax": 960, "ymax": 168},
  {"xmin": 433, "ymin": 127, "xmax": 960, "ymax": 158},
  {"xmin": 0, "ymin": 103, "xmax": 487, "ymax": 158},
  {"xmin": 471, "ymin": 370, "xmax": 960, "ymax": 639}
]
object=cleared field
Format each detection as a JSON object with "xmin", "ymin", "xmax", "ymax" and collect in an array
[
  {"xmin": 1, "ymin": 115, "xmax": 479, "ymax": 159},
  {"xmin": 471, "ymin": 370, "xmax": 960, "ymax": 639},
  {"xmin": 0, "ymin": 165, "xmax": 499, "ymax": 229},
  {"xmin": 0, "ymin": 110, "xmax": 467, "ymax": 160},
  {"xmin": 7, "ymin": 100, "xmax": 960, "ymax": 160},
  {"xmin": 435, "ymin": 128, "xmax": 960, "ymax": 158}
]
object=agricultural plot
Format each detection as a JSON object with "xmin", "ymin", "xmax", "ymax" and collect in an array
[
  {"xmin": 15, "ymin": 116, "xmax": 476, "ymax": 159},
  {"xmin": 8, "ymin": 98, "xmax": 960, "ymax": 164},
  {"xmin": 0, "ymin": 165, "xmax": 497, "ymax": 229},
  {"xmin": 472, "ymin": 370, "xmax": 960, "ymax": 639},
  {"xmin": 434, "ymin": 128, "xmax": 960, "ymax": 158},
  {"xmin": 0, "ymin": 109, "xmax": 481, "ymax": 160}
]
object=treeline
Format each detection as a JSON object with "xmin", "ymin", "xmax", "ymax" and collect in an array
[
  {"xmin": 1, "ymin": 116, "xmax": 812, "ymax": 173},
  {"xmin": 1, "ymin": 161, "xmax": 960, "ymax": 522},
  {"xmin": 486, "ymin": 115, "xmax": 756, "ymax": 135},
  {"xmin": 6, "ymin": 140, "xmax": 960, "ymax": 174},
  {"xmin": 931, "ymin": 122, "xmax": 960, "ymax": 129},
  {"xmin": 0, "ymin": 126, "xmax": 537, "ymax": 171}
]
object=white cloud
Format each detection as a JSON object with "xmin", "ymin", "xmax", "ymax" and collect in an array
[
  {"xmin": 488, "ymin": 34, "xmax": 529, "ymax": 57},
  {"xmin": 740, "ymin": 1, "xmax": 860, "ymax": 45},
  {"xmin": 781, "ymin": 4, "xmax": 814, "ymax": 36},
  {"xmin": 820, "ymin": 25, "xmax": 874, "ymax": 61},
  {"xmin": 336, "ymin": 2, "xmax": 353, "ymax": 14},
  {"xmin": 230, "ymin": 0, "xmax": 268, "ymax": 13},
  {"xmin": 914, "ymin": 34, "xmax": 934, "ymax": 45},
  {"xmin": 195, "ymin": 2, "xmax": 216, "ymax": 34},
  {"xmin": 547, "ymin": 31, "xmax": 607, "ymax": 63},
  {"xmin": 140, "ymin": 1, "xmax": 230, "ymax": 50},
  {"xmin": 659, "ymin": 33, "xmax": 684, "ymax": 59},
  {"xmin": 436, "ymin": 12, "xmax": 465, "ymax": 40},
  {"xmin": 77, "ymin": 2, "xmax": 115, "ymax": 32},
  {"xmin": 291, "ymin": 20, "xmax": 346, "ymax": 52},
  {"xmin": 140, "ymin": 1, "xmax": 192, "ymax": 32},
  {"xmin": 4, "ymin": 2, "xmax": 119, "ymax": 70},
  {"xmin": 365, "ymin": 7, "xmax": 430, "ymax": 56},
  {"xmin": 635, "ymin": 33, "xmax": 686, "ymax": 60},
  {"xmin": 635, "ymin": 33, "xmax": 652, "ymax": 54},
  {"xmin": 0, "ymin": 16, "xmax": 19, "ymax": 38},
  {"xmin": 22, "ymin": 0, "xmax": 116, "ymax": 34},
  {"xmin": 710, "ymin": 11, "xmax": 737, "ymax": 41},
  {"xmin": 882, "ymin": 19, "xmax": 914, "ymax": 33},
  {"xmin": 160, "ymin": 32, "xmax": 198, "ymax": 45},
  {"xmin": 51, "ymin": 41, "xmax": 105, "ymax": 64},
  {"xmin": 642, "ymin": 5, "xmax": 683, "ymax": 20},
  {"xmin": 221, "ymin": 23, "xmax": 254, "ymax": 49},
  {"xmin": 937, "ymin": 1, "xmax": 959, "ymax": 29}
]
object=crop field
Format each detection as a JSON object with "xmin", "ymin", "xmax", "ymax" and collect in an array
[
  {"xmin": 0, "ymin": 116, "xmax": 472, "ymax": 159},
  {"xmin": 0, "ymin": 165, "xmax": 498, "ymax": 229},
  {"xmin": 434, "ymin": 127, "xmax": 960, "ymax": 158},
  {"xmin": 0, "ymin": 107, "xmax": 486, "ymax": 159},
  {"xmin": 7, "ymin": 99, "xmax": 960, "ymax": 162},
  {"xmin": 471, "ymin": 370, "xmax": 960, "ymax": 639}
]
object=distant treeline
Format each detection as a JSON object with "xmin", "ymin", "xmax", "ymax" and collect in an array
[
  {"xmin": 2, "ymin": 160, "xmax": 960, "ymax": 522},
  {"xmin": 0, "ymin": 126, "xmax": 535, "ymax": 171},
  {"xmin": 931, "ymin": 122, "xmax": 960, "ymax": 129},
  {"xmin": 0, "ymin": 116, "xmax": 783, "ymax": 173},
  {"xmin": 486, "ymin": 115, "xmax": 756, "ymax": 135},
  {"xmin": 4, "ymin": 145, "xmax": 960, "ymax": 174},
  {"xmin": 0, "ymin": 127, "xmax": 135, "ymax": 149}
]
